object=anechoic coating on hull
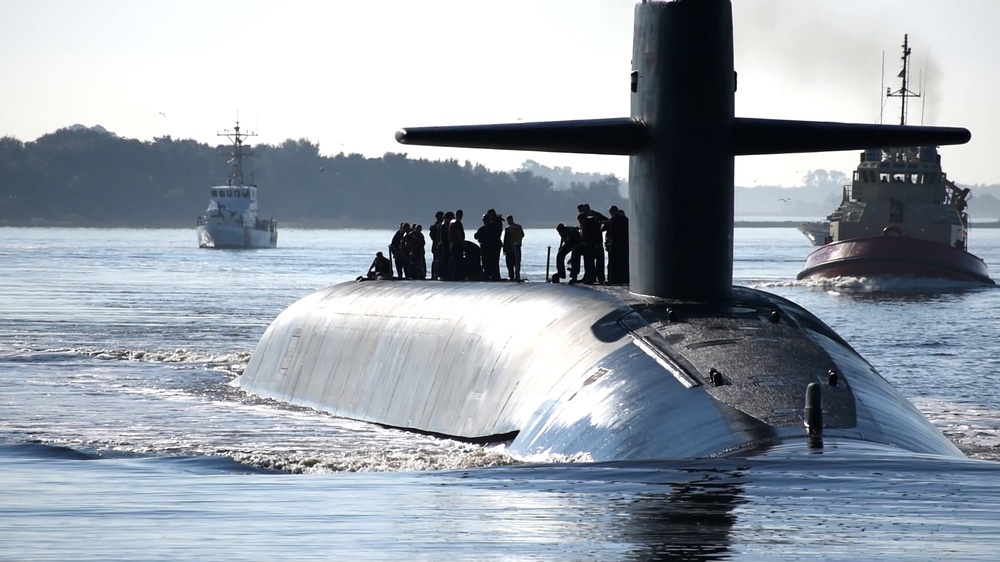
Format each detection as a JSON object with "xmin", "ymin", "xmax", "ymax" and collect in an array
[
  {"xmin": 238, "ymin": 281, "xmax": 634, "ymax": 439},
  {"xmin": 237, "ymin": 282, "xmax": 963, "ymax": 460}
]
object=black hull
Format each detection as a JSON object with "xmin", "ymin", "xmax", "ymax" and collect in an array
[{"xmin": 237, "ymin": 282, "xmax": 962, "ymax": 460}]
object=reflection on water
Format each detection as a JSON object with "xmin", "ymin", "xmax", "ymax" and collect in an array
[
  {"xmin": 454, "ymin": 458, "xmax": 1000, "ymax": 561},
  {"xmin": 19, "ymin": 447, "xmax": 1000, "ymax": 561},
  {"xmin": 624, "ymin": 476, "xmax": 742, "ymax": 560}
]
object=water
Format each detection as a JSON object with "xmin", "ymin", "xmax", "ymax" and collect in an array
[{"xmin": 3, "ymin": 226, "xmax": 1000, "ymax": 560}]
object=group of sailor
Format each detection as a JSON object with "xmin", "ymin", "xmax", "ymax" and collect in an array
[
  {"xmin": 364, "ymin": 203, "xmax": 628, "ymax": 285},
  {"xmin": 366, "ymin": 208, "xmax": 526, "ymax": 282},
  {"xmin": 553, "ymin": 203, "xmax": 629, "ymax": 285},
  {"xmin": 386, "ymin": 222, "xmax": 429, "ymax": 280},
  {"xmin": 426, "ymin": 208, "xmax": 527, "ymax": 282}
]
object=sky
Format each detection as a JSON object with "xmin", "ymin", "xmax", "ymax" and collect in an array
[{"xmin": 2, "ymin": 0, "xmax": 998, "ymax": 188}]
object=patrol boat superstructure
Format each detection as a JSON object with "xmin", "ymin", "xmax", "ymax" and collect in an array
[
  {"xmin": 797, "ymin": 221, "xmax": 831, "ymax": 246},
  {"xmin": 236, "ymin": 0, "xmax": 971, "ymax": 461},
  {"xmin": 797, "ymin": 36, "xmax": 992, "ymax": 284},
  {"xmin": 196, "ymin": 122, "xmax": 278, "ymax": 249}
]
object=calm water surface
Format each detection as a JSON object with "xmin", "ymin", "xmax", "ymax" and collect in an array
[{"xmin": 3, "ymin": 226, "xmax": 1000, "ymax": 561}]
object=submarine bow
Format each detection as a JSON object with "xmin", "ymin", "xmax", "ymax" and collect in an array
[{"xmin": 237, "ymin": 0, "xmax": 969, "ymax": 462}]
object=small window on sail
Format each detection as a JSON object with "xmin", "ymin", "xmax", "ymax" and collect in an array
[
  {"xmin": 243, "ymin": 190, "xmax": 250, "ymax": 197},
  {"xmin": 227, "ymin": 190, "xmax": 233, "ymax": 197},
  {"xmin": 212, "ymin": 189, "xmax": 218, "ymax": 197}
]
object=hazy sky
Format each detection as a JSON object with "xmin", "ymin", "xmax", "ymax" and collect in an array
[{"xmin": 2, "ymin": 0, "xmax": 997, "ymax": 187}]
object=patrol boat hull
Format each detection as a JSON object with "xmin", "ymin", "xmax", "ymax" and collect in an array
[{"xmin": 197, "ymin": 223, "xmax": 278, "ymax": 249}]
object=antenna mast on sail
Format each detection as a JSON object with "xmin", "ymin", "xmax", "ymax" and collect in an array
[{"xmin": 886, "ymin": 34, "xmax": 920, "ymax": 126}]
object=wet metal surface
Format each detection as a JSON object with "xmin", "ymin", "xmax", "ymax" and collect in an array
[{"xmin": 240, "ymin": 282, "xmax": 961, "ymax": 460}]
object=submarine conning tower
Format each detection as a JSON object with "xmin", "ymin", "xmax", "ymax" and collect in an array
[{"xmin": 395, "ymin": 0, "xmax": 970, "ymax": 302}]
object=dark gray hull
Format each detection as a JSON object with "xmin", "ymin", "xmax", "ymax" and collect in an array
[
  {"xmin": 236, "ymin": 281, "xmax": 962, "ymax": 460},
  {"xmin": 238, "ymin": 0, "xmax": 972, "ymax": 463}
]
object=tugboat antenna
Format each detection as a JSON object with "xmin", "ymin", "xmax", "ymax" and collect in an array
[
  {"xmin": 879, "ymin": 51, "xmax": 885, "ymax": 124},
  {"xmin": 920, "ymin": 53, "xmax": 930, "ymax": 126},
  {"xmin": 886, "ymin": 34, "xmax": 920, "ymax": 126}
]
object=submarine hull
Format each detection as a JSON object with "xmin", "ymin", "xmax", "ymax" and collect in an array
[
  {"xmin": 236, "ymin": 281, "xmax": 962, "ymax": 460},
  {"xmin": 238, "ymin": 0, "xmax": 973, "ymax": 463}
]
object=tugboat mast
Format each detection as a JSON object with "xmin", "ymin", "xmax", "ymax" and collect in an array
[{"xmin": 886, "ymin": 34, "xmax": 920, "ymax": 126}]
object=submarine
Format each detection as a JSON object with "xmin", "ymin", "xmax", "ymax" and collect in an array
[{"xmin": 236, "ymin": 0, "xmax": 971, "ymax": 461}]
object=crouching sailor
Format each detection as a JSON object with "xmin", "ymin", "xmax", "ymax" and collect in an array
[{"xmin": 359, "ymin": 251, "xmax": 393, "ymax": 281}]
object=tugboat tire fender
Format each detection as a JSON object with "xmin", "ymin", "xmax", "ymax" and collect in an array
[{"xmin": 882, "ymin": 225, "xmax": 905, "ymax": 237}]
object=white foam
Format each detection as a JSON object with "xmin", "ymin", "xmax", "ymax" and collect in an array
[
  {"xmin": 756, "ymin": 275, "xmax": 988, "ymax": 293},
  {"xmin": 230, "ymin": 443, "xmax": 522, "ymax": 474},
  {"xmin": 49, "ymin": 347, "xmax": 250, "ymax": 376}
]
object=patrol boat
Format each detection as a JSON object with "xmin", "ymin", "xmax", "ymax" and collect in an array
[
  {"xmin": 797, "ymin": 36, "xmax": 992, "ymax": 284},
  {"xmin": 196, "ymin": 122, "xmax": 278, "ymax": 249}
]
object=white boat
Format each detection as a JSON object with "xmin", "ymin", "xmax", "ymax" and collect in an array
[
  {"xmin": 796, "ymin": 221, "xmax": 830, "ymax": 246},
  {"xmin": 196, "ymin": 122, "xmax": 278, "ymax": 249}
]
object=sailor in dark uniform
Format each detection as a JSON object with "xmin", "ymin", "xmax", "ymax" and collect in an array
[{"xmin": 552, "ymin": 223, "xmax": 582, "ymax": 283}]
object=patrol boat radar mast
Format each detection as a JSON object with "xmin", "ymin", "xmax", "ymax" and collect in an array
[{"xmin": 238, "ymin": 0, "xmax": 970, "ymax": 461}]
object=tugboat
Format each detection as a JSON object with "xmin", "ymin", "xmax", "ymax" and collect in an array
[
  {"xmin": 196, "ymin": 121, "xmax": 278, "ymax": 249},
  {"xmin": 797, "ymin": 36, "xmax": 992, "ymax": 284}
]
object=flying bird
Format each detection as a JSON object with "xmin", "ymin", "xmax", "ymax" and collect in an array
[
  {"xmin": 779, "ymin": 198, "xmax": 791, "ymax": 203},
  {"xmin": 158, "ymin": 112, "xmax": 166, "ymax": 118}
]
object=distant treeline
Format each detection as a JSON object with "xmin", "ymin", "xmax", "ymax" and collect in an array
[
  {"xmin": 7, "ymin": 126, "xmax": 1000, "ymax": 229},
  {"xmin": 0, "ymin": 127, "xmax": 627, "ymax": 229}
]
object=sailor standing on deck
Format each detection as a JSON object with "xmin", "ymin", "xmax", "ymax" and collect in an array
[
  {"xmin": 503, "ymin": 215, "xmax": 525, "ymax": 281},
  {"xmin": 579, "ymin": 203, "xmax": 608, "ymax": 285},
  {"xmin": 475, "ymin": 209, "xmax": 504, "ymax": 281},
  {"xmin": 576, "ymin": 211, "xmax": 601, "ymax": 284},
  {"xmin": 438, "ymin": 211, "xmax": 454, "ymax": 280},
  {"xmin": 448, "ymin": 209, "xmax": 465, "ymax": 281},
  {"xmin": 605, "ymin": 206, "xmax": 629, "ymax": 285},
  {"xmin": 429, "ymin": 211, "xmax": 444, "ymax": 280},
  {"xmin": 390, "ymin": 223, "xmax": 409, "ymax": 279},
  {"xmin": 405, "ymin": 224, "xmax": 427, "ymax": 280}
]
